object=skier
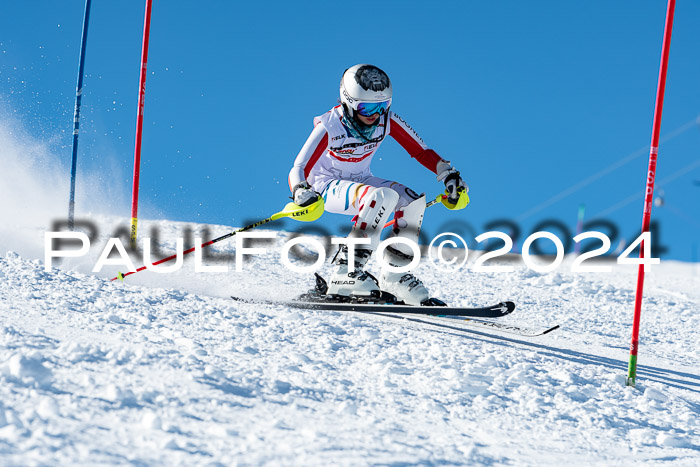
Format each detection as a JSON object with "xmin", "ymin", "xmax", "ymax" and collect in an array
[{"xmin": 288, "ymin": 64, "xmax": 468, "ymax": 305}]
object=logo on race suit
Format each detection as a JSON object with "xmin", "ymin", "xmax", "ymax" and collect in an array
[
  {"xmin": 392, "ymin": 113, "xmax": 424, "ymax": 144},
  {"xmin": 354, "ymin": 65, "xmax": 391, "ymax": 93},
  {"xmin": 326, "ymin": 166, "xmax": 365, "ymax": 182},
  {"xmin": 329, "ymin": 150, "xmax": 375, "ymax": 163},
  {"xmin": 328, "ymin": 142, "xmax": 379, "ymax": 162},
  {"xmin": 332, "ymin": 142, "xmax": 379, "ymax": 155}
]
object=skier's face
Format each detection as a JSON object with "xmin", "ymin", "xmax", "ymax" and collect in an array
[{"xmin": 356, "ymin": 113, "xmax": 380, "ymax": 125}]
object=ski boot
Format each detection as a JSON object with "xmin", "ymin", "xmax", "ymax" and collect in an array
[
  {"xmin": 326, "ymin": 245, "xmax": 380, "ymax": 299},
  {"xmin": 379, "ymin": 244, "xmax": 430, "ymax": 306}
]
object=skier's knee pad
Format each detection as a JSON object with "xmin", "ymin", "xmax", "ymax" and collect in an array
[
  {"xmin": 394, "ymin": 193, "xmax": 426, "ymax": 237},
  {"xmin": 373, "ymin": 186, "xmax": 401, "ymax": 209},
  {"xmin": 352, "ymin": 187, "xmax": 400, "ymax": 249},
  {"xmin": 357, "ymin": 187, "xmax": 400, "ymax": 226},
  {"xmin": 383, "ymin": 194, "xmax": 426, "ymax": 260}
]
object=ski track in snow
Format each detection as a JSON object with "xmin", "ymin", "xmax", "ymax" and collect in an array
[{"xmin": 0, "ymin": 218, "xmax": 699, "ymax": 465}]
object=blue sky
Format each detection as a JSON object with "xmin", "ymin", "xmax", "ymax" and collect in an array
[{"xmin": 2, "ymin": 1, "xmax": 700, "ymax": 260}]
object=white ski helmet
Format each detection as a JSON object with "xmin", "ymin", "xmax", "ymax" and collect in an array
[{"xmin": 339, "ymin": 64, "xmax": 392, "ymax": 121}]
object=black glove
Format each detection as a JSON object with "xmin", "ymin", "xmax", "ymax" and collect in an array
[
  {"xmin": 292, "ymin": 181, "xmax": 320, "ymax": 207},
  {"xmin": 436, "ymin": 161, "xmax": 468, "ymax": 204},
  {"xmin": 444, "ymin": 171, "xmax": 467, "ymax": 204}
]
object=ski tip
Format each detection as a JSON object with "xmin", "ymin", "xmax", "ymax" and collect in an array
[
  {"xmin": 422, "ymin": 297, "xmax": 448, "ymax": 307},
  {"xmin": 500, "ymin": 301, "xmax": 516, "ymax": 315},
  {"xmin": 117, "ymin": 271, "xmax": 125, "ymax": 282}
]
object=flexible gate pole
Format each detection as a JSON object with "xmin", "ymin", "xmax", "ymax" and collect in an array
[
  {"xmin": 626, "ymin": 0, "xmax": 676, "ymax": 387},
  {"xmin": 130, "ymin": 0, "xmax": 154, "ymax": 248}
]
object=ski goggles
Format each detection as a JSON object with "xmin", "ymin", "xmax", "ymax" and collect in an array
[{"xmin": 355, "ymin": 99, "xmax": 391, "ymax": 117}]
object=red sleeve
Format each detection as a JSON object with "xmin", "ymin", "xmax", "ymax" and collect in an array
[
  {"xmin": 388, "ymin": 113, "xmax": 443, "ymax": 173},
  {"xmin": 304, "ymin": 133, "xmax": 328, "ymax": 180},
  {"xmin": 288, "ymin": 124, "xmax": 329, "ymax": 192}
]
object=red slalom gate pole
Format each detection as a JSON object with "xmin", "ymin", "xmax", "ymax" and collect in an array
[
  {"xmin": 130, "ymin": 0, "xmax": 154, "ymax": 248},
  {"xmin": 626, "ymin": 0, "xmax": 676, "ymax": 388}
]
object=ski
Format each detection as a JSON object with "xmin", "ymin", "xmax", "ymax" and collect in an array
[
  {"xmin": 370, "ymin": 312, "xmax": 558, "ymax": 337},
  {"xmin": 425, "ymin": 315, "xmax": 559, "ymax": 337},
  {"xmin": 232, "ymin": 273, "xmax": 515, "ymax": 319},
  {"xmin": 231, "ymin": 295, "xmax": 516, "ymax": 319}
]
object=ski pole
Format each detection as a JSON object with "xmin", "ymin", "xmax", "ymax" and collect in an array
[
  {"xmin": 68, "ymin": 0, "xmax": 92, "ymax": 230},
  {"xmin": 111, "ymin": 199, "xmax": 324, "ymax": 282},
  {"xmin": 383, "ymin": 193, "xmax": 446, "ymax": 229}
]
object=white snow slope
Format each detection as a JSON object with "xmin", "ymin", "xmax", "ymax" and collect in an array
[{"xmin": 0, "ymin": 214, "xmax": 699, "ymax": 466}]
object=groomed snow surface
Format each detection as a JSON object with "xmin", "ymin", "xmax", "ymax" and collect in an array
[{"xmin": 0, "ymin": 218, "xmax": 699, "ymax": 466}]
